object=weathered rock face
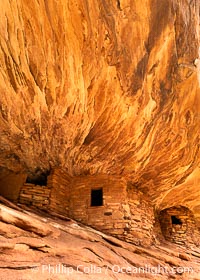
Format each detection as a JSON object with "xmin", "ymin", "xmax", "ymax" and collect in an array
[{"xmin": 0, "ymin": 1, "xmax": 200, "ymax": 224}]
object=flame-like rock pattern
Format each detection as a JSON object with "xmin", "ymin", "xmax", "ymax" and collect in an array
[{"xmin": 0, "ymin": 1, "xmax": 200, "ymax": 222}]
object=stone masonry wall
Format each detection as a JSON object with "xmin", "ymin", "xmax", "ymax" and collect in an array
[
  {"xmin": 18, "ymin": 169, "xmax": 156, "ymax": 246},
  {"xmin": 18, "ymin": 183, "xmax": 51, "ymax": 209},
  {"xmin": 48, "ymin": 170, "xmax": 156, "ymax": 246},
  {"xmin": 126, "ymin": 184, "xmax": 156, "ymax": 245},
  {"xmin": 48, "ymin": 169, "xmax": 71, "ymax": 215},
  {"xmin": 159, "ymin": 206, "xmax": 200, "ymax": 247}
]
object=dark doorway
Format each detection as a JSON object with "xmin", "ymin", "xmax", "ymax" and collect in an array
[
  {"xmin": 26, "ymin": 170, "xmax": 49, "ymax": 186},
  {"xmin": 91, "ymin": 188, "xmax": 103, "ymax": 206}
]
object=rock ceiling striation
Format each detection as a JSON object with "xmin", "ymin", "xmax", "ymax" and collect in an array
[{"xmin": 0, "ymin": 1, "xmax": 200, "ymax": 220}]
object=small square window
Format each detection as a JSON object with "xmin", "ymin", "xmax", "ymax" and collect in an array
[
  {"xmin": 91, "ymin": 188, "xmax": 103, "ymax": 206},
  {"xmin": 171, "ymin": 215, "xmax": 182, "ymax": 225}
]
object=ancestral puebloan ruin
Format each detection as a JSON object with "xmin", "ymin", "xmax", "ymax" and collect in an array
[
  {"xmin": 0, "ymin": 0, "xmax": 200, "ymax": 279},
  {"xmin": 14, "ymin": 169, "xmax": 200, "ymax": 247}
]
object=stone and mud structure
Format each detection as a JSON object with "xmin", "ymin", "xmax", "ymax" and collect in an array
[{"xmin": 0, "ymin": 0, "xmax": 200, "ymax": 279}]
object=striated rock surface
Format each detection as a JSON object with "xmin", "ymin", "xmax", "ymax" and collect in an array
[{"xmin": 0, "ymin": 0, "xmax": 200, "ymax": 231}]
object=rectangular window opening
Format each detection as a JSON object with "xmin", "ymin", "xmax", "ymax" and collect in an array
[
  {"xmin": 91, "ymin": 188, "xmax": 103, "ymax": 206},
  {"xmin": 171, "ymin": 215, "xmax": 182, "ymax": 225}
]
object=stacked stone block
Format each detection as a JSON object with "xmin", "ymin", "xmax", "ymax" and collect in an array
[{"xmin": 18, "ymin": 183, "xmax": 50, "ymax": 209}]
